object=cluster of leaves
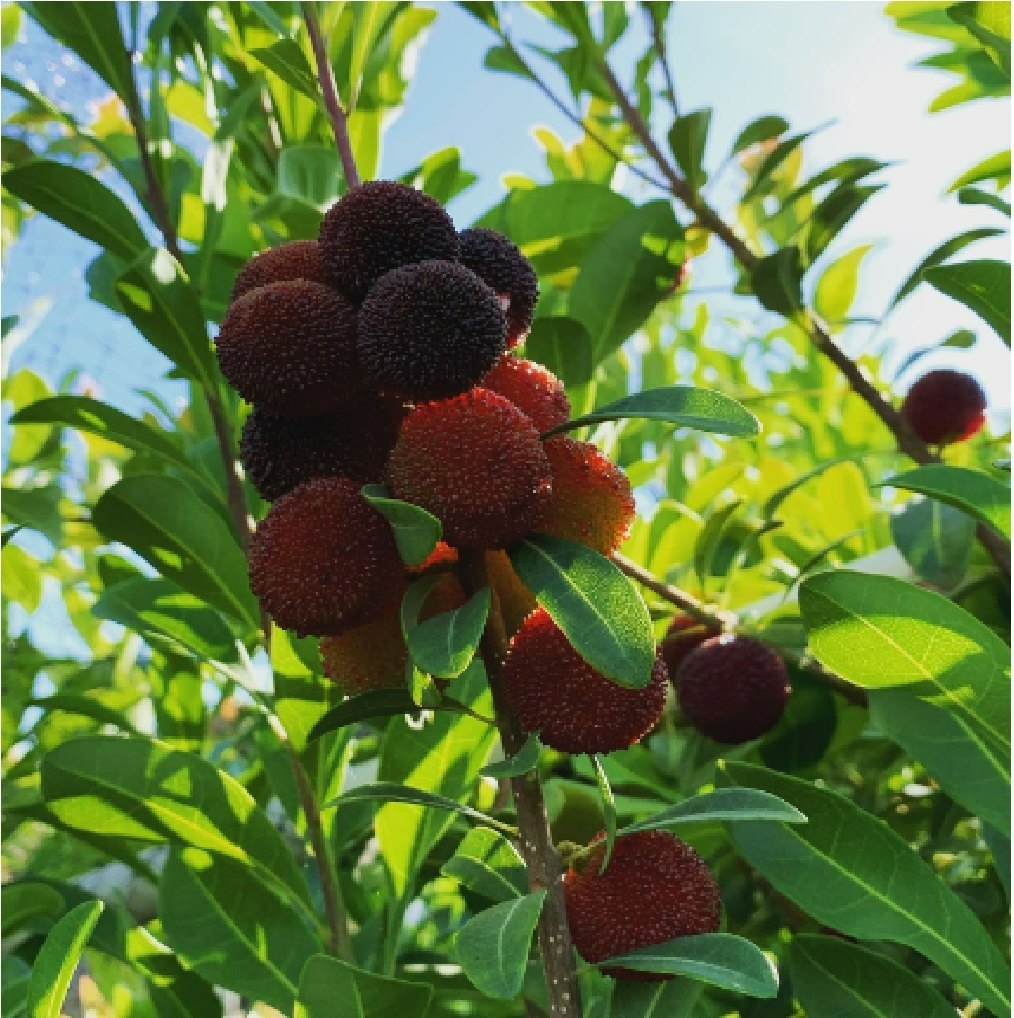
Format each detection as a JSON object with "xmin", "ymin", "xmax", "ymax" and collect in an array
[{"xmin": 2, "ymin": 2, "xmax": 1010, "ymax": 1017}]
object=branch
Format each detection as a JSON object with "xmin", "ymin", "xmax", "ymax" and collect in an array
[
  {"xmin": 302, "ymin": 2, "xmax": 360, "ymax": 188},
  {"xmin": 457, "ymin": 551, "xmax": 583, "ymax": 1018},
  {"xmin": 646, "ymin": 6, "xmax": 679, "ymax": 119}
]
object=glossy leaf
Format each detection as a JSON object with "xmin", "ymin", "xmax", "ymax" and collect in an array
[
  {"xmin": 362, "ymin": 485, "xmax": 441, "ymax": 566},
  {"xmin": 669, "ymin": 109, "xmax": 711, "ymax": 191},
  {"xmin": 4, "ymin": 160, "xmax": 147, "ymax": 261},
  {"xmin": 751, "ymin": 246, "xmax": 803, "ymax": 316},
  {"xmin": 525, "ymin": 316, "xmax": 594, "ymax": 387},
  {"xmin": 731, "ymin": 115, "xmax": 789, "ymax": 155},
  {"xmin": 441, "ymin": 827, "xmax": 527, "ymax": 902},
  {"xmin": 456, "ymin": 891, "xmax": 546, "ymax": 999},
  {"xmin": 481, "ymin": 733, "xmax": 540, "ymax": 778},
  {"xmin": 307, "ymin": 689, "xmax": 478, "ymax": 742},
  {"xmin": 1, "ymin": 883, "xmax": 64, "ymax": 937},
  {"xmin": 814, "ymin": 244, "xmax": 874, "ymax": 322},
  {"xmin": 294, "ymin": 956, "xmax": 434, "ymax": 1018},
  {"xmin": 890, "ymin": 496, "xmax": 975, "ymax": 588},
  {"xmin": 791, "ymin": 934, "xmax": 963, "ymax": 1018},
  {"xmin": 723, "ymin": 761, "xmax": 1011, "ymax": 1016},
  {"xmin": 886, "ymin": 464, "xmax": 1011, "ymax": 539},
  {"xmin": 405, "ymin": 585, "xmax": 490, "ymax": 679},
  {"xmin": 92, "ymin": 474, "xmax": 258, "ymax": 628},
  {"xmin": 591, "ymin": 754, "xmax": 617, "ymax": 872},
  {"xmin": 601, "ymin": 933, "xmax": 777, "ymax": 997},
  {"xmin": 327, "ymin": 781, "xmax": 503, "ymax": 830},
  {"xmin": 610, "ymin": 980, "xmax": 702, "ymax": 1018},
  {"xmin": 26, "ymin": 900, "xmax": 103, "ymax": 1018},
  {"xmin": 508, "ymin": 535, "xmax": 655, "ymax": 689},
  {"xmin": 619, "ymin": 787, "xmax": 807, "ymax": 836},
  {"xmin": 890, "ymin": 227, "xmax": 1003, "ymax": 307},
  {"xmin": 250, "ymin": 38, "xmax": 319, "ymax": 99},
  {"xmin": 542, "ymin": 386, "xmax": 759, "ymax": 439},
  {"xmin": 925, "ymin": 259, "xmax": 1010, "ymax": 345}
]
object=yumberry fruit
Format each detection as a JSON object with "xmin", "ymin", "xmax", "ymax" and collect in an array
[
  {"xmin": 660, "ymin": 613, "xmax": 719, "ymax": 679},
  {"xmin": 502, "ymin": 608, "xmax": 667, "ymax": 753},
  {"xmin": 674, "ymin": 634, "xmax": 790, "ymax": 744},
  {"xmin": 231, "ymin": 240, "xmax": 331, "ymax": 302},
  {"xmin": 900, "ymin": 368, "xmax": 987, "ymax": 445},
  {"xmin": 479, "ymin": 355, "xmax": 570, "ymax": 433},
  {"xmin": 564, "ymin": 830, "xmax": 721, "ymax": 980}
]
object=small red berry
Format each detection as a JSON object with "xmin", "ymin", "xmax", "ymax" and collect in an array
[
  {"xmin": 901, "ymin": 369, "xmax": 986, "ymax": 445},
  {"xmin": 660, "ymin": 614, "xmax": 719, "ymax": 678}
]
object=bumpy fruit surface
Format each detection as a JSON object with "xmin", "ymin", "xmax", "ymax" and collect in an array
[
  {"xmin": 231, "ymin": 240, "xmax": 331, "ymax": 302},
  {"xmin": 674, "ymin": 635, "xmax": 790, "ymax": 743},
  {"xmin": 216, "ymin": 281, "xmax": 359, "ymax": 417},
  {"xmin": 320, "ymin": 574, "xmax": 466, "ymax": 695},
  {"xmin": 660, "ymin": 614, "xmax": 719, "ymax": 679},
  {"xmin": 480, "ymin": 356, "xmax": 570, "ymax": 433},
  {"xmin": 539, "ymin": 437, "xmax": 635, "ymax": 555},
  {"xmin": 486, "ymin": 550, "xmax": 538, "ymax": 635},
  {"xmin": 458, "ymin": 227, "xmax": 539, "ymax": 346},
  {"xmin": 564, "ymin": 830, "xmax": 721, "ymax": 980},
  {"xmin": 248, "ymin": 476, "xmax": 401, "ymax": 637},
  {"xmin": 358, "ymin": 261, "xmax": 507, "ymax": 400},
  {"xmin": 319, "ymin": 180, "xmax": 459, "ymax": 300},
  {"xmin": 387, "ymin": 388, "xmax": 552, "ymax": 549},
  {"xmin": 901, "ymin": 368, "xmax": 987, "ymax": 445},
  {"xmin": 502, "ymin": 609, "xmax": 667, "ymax": 753},
  {"xmin": 240, "ymin": 395, "xmax": 404, "ymax": 501}
]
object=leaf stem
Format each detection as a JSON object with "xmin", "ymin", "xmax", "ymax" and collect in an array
[
  {"xmin": 302, "ymin": 2, "xmax": 361, "ymax": 189},
  {"xmin": 457, "ymin": 550, "xmax": 583, "ymax": 1018}
]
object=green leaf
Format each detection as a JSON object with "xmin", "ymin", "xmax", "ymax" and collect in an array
[
  {"xmin": 805, "ymin": 184, "xmax": 882, "ymax": 263},
  {"xmin": 441, "ymin": 827, "xmax": 527, "ymax": 902},
  {"xmin": 925, "ymin": 259, "xmax": 1011, "ymax": 345},
  {"xmin": 250, "ymin": 38, "xmax": 319, "ymax": 99},
  {"xmin": 307, "ymin": 689, "xmax": 422, "ymax": 742},
  {"xmin": 619, "ymin": 787, "xmax": 807, "ymax": 836},
  {"xmin": 751, "ymin": 246, "xmax": 803, "ymax": 316},
  {"xmin": 11, "ymin": 396, "xmax": 205, "ymax": 484},
  {"xmin": 722, "ymin": 761, "xmax": 1011, "ymax": 1016},
  {"xmin": 610, "ymin": 980, "xmax": 702, "ymax": 1018},
  {"xmin": 508, "ymin": 535, "xmax": 655, "ymax": 689},
  {"xmin": 694, "ymin": 499, "xmax": 742, "ymax": 583},
  {"xmin": 481, "ymin": 733, "xmax": 541, "ymax": 778},
  {"xmin": 277, "ymin": 145, "xmax": 342, "ymax": 210},
  {"xmin": 791, "ymin": 934, "xmax": 958, "ymax": 1018},
  {"xmin": 950, "ymin": 150, "xmax": 1010, "ymax": 191},
  {"xmin": 3, "ymin": 160, "xmax": 147, "ymax": 260},
  {"xmin": 294, "ymin": 955, "xmax": 434, "ymax": 1018},
  {"xmin": 814, "ymin": 244, "xmax": 874, "ymax": 322},
  {"xmin": 455, "ymin": 890, "xmax": 546, "ymax": 999},
  {"xmin": 568, "ymin": 200, "xmax": 684, "ymax": 362},
  {"xmin": 92, "ymin": 474, "xmax": 258, "ymax": 628},
  {"xmin": 1, "ymin": 485, "xmax": 62, "ymax": 545},
  {"xmin": 958, "ymin": 185, "xmax": 1011, "ymax": 216},
  {"xmin": 41, "ymin": 734, "xmax": 310, "ymax": 904},
  {"xmin": 326, "ymin": 781, "xmax": 504, "ymax": 831},
  {"xmin": 484, "ymin": 42, "xmax": 536, "ymax": 80},
  {"xmin": 890, "ymin": 497, "xmax": 975, "ymax": 588},
  {"xmin": 93, "ymin": 577, "xmax": 238, "ymax": 661},
  {"xmin": 160, "ymin": 850, "xmax": 320, "ymax": 1014},
  {"xmin": 889, "ymin": 227, "xmax": 1003, "ymax": 307},
  {"xmin": 949, "ymin": 1, "xmax": 1011, "ymax": 77},
  {"xmin": 731, "ymin": 115, "xmax": 789, "ymax": 155},
  {"xmin": 1, "ymin": 882, "xmax": 65, "ymax": 937},
  {"xmin": 590, "ymin": 754, "xmax": 618, "ymax": 872},
  {"xmin": 668, "ymin": 108, "xmax": 711, "ymax": 192},
  {"xmin": 600, "ymin": 933, "xmax": 777, "ymax": 997},
  {"xmin": 26, "ymin": 900, "xmax": 103, "ymax": 1018},
  {"xmin": 115, "ymin": 248, "xmax": 216, "ymax": 389},
  {"xmin": 542, "ymin": 385, "xmax": 759, "ymax": 439},
  {"xmin": 362, "ymin": 485, "xmax": 441, "ymax": 566},
  {"xmin": 405, "ymin": 584, "xmax": 490, "ymax": 679},
  {"xmin": 524, "ymin": 316, "xmax": 594, "ymax": 387}
]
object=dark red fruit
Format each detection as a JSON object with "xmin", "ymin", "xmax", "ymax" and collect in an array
[
  {"xmin": 479, "ymin": 355, "xmax": 570, "ymax": 433},
  {"xmin": 239, "ymin": 395, "xmax": 405, "ymax": 501},
  {"xmin": 319, "ymin": 180, "xmax": 459, "ymax": 301},
  {"xmin": 386, "ymin": 388, "xmax": 552, "ymax": 549},
  {"xmin": 660, "ymin": 614, "xmax": 719, "ymax": 679},
  {"xmin": 248, "ymin": 476, "xmax": 402, "ymax": 637},
  {"xmin": 674, "ymin": 635, "xmax": 790, "ymax": 744},
  {"xmin": 231, "ymin": 240, "xmax": 331, "ymax": 303},
  {"xmin": 458, "ymin": 227, "xmax": 539, "ymax": 346},
  {"xmin": 901, "ymin": 368, "xmax": 987, "ymax": 445},
  {"xmin": 564, "ymin": 830, "xmax": 721, "ymax": 980},
  {"xmin": 358, "ymin": 260, "xmax": 507, "ymax": 400},
  {"xmin": 502, "ymin": 609, "xmax": 667, "ymax": 753},
  {"xmin": 215, "ymin": 281, "xmax": 360, "ymax": 417}
]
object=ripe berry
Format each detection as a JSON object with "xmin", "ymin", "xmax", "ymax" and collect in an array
[
  {"xmin": 539, "ymin": 437, "xmax": 635, "ymax": 556},
  {"xmin": 320, "ymin": 574, "xmax": 466, "ymax": 695},
  {"xmin": 387, "ymin": 389, "xmax": 552, "ymax": 549},
  {"xmin": 216, "ymin": 281, "xmax": 360, "ymax": 417},
  {"xmin": 231, "ymin": 240, "xmax": 331, "ymax": 303},
  {"xmin": 674, "ymin": 635, "xmax": 790, "ymax": 744},
  {"xmin": 248, "ymin": 476, "xmax": 401, "ymax": 637},
  {"xmin": 358, "ymin": 261, "xmax": 507, "ymax": 400},
  {"xmin": 319, "ymin": 180, "xmax": 459, "ymax": 301},
  {"xmin": 660, "ymin": 614, "xmax": 719, "ymax": 679},
  {"xmin": 901, "ymin": 368, "xmax": 987, "ymax": 445},
  {"xmin": 480, "ymin": 355, "xmax": 570, "ymax": 433},
  {"xmin": 502, "ymin": 609, "xmax": 667, "ymax": 753},
  {"xmin": 240, "ymin": 395, "xmax": 405, "ymax": 501},
  {"xmin": 458, "ymin": 227, "xmax": 538, "ymax": 347},
  {"xmin": 564, "ymin": 831, "xmax": 721, "ymax": 980}
]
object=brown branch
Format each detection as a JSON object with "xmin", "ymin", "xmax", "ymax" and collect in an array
[
  {"xmin": 302, "ymin": 2, "xmax": 360, "ymax": 189},
  {"xmin": 646, "ymin": 6, "xmax": 679, "ymax": 119},
  {"xmin": 204, "ymin": 391, "xmax": 253, "ymax": 549},
  {"xmin": 457, "ymin": 550, "xmax": 582, "ymax": 1018}
]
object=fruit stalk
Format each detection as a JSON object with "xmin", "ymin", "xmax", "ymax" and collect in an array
[{"xmin": 458, "ymin": 550, "xmax": 583, "ymax": 1018}]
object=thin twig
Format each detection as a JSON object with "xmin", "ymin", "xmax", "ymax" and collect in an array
[
  {"xmin": 204, "ymin": 391, "xmax": 253, "ymax": 549},
  {"xmin": 302, "ymin": 2, "xmax": 360, "ymax": 189},
  {"xmin": 458, "ymin": 551, "xmax": 583, "ymax": 1018},
  {"xmin": 646, "ymin": 5, "xmax": 679, "ymax": 118}
]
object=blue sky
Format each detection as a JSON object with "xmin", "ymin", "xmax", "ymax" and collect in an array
[{"xmin": 4, "ymin": 2, "xmax": 1011, "ymax": 419}]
